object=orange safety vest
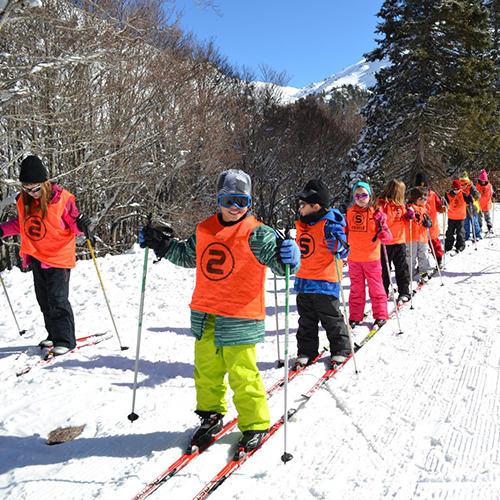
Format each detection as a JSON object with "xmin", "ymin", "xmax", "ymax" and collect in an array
[
  {"xmin": 346, "ymin": 205, "xmax": 380, "ymax": 262},
  {"xmin": 189, "ymin": 214, "xmax": 267, "ymax": 320},
  {"xmin": 17, "ymin": 189, "xmax": 77, "ymax": 269},
  {"xmin": 447, "ymin": 192, "xmax": 468, "ymax": 220},
  {"xmin": 426, "ymin": 190, "xmax": 441, "ymax": 240},
  {"xmin": 404, "ymin": 204, "xmax": 429, "ymax": 243},
  {"xmin": 378, "ymin": 200, "xmax": 406, "ymax": 244},
  {"xmin": 477, "ymin": 183, "xmax": 493, "ymax": 211},
  {"xmin": 295, "ymin": 219, "xmax": 341, "ymax": 282}
]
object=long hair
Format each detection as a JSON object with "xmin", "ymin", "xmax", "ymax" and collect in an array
[
  {"xmin": 379, "ymin": 179, "xmax": 406, "ymax": 206},
  {"xmin": 352, "ymin": 180, "xmax": 377, "ymax": 209},
  {"xmin": 21, "ymin": 181, "xmax": 53, "ymax": 220}
]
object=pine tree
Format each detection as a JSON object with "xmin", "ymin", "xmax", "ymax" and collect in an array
[{"xmin": 349, "ymin": 0, "xmax": 496, "ymax": 192}]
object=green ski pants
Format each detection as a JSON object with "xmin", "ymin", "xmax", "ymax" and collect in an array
[{"xmin": 194, "ymin": 315, "xmax": 270, "ymax": 432}]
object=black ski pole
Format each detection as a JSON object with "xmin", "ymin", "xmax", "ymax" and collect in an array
[{"xmin": 128, "ymin": 240, "xmax": 150, "ymax": 422}]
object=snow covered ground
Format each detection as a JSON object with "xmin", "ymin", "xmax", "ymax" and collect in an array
[{"xmin": 1, "ymin": 217, "xmax": 500, "ymax": 500}]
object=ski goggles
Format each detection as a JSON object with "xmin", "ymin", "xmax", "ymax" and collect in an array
[
  {"xmin": 218, "ymin": 195, "xmax": 251, "ymax": 209},
  {"xmin": 22, "ymin": 184, "xmax": 42, "ymax": 194},
  {"xmin": 354, "ymin": 193, "xmax": 369, "ymax": 200}
]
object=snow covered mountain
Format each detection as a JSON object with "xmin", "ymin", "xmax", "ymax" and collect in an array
[
  {"xmin": 279, "ymin": 58, "xmax": 391, "ymax": 102},
  {"xmin": 1, "ymin": 219, "xmax": 500, "ymax": 499}
]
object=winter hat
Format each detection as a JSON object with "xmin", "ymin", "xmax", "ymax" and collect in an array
[
  {"xmin": 415, "ymin": 172, "xmax": 428, "ymax": 187},
  {"xmin": 479, "ymin": 169, "xmax": 488, "ymax": 182},
  {"xmin": 217, "ymin": 169, "xmax": 252, "ymax": 197},
  {"xmin": 298, "ymin": 179, "xmax": 330, "ymax": 207},
  {"xmin": 452, "ymin": 180, "xmax": 462, "ymax": 190},
  {"xmin": 459, "ymin": 171, "xmax": 470, "ymax": 183},
  {"xmin": 19, "ymin": 156, "xmax": 47, "ymax": 183}
]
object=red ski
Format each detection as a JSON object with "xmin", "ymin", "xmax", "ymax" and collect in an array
[
  {"xmin": 129, "ymin": 349, "xmax": 328, "ymax": 500},
  {"xmin": 15, "ymin": 333, "xmax": 110, "ymax": 377}
]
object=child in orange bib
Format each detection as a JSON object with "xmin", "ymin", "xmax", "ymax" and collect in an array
[
  {"xmin": 346, "ymin": 181, "xmax": 392, "ymax": 331},
  {"xmin": 378, "ymin": 179, "xmax": 412, "ymax": 303},
  {"xmin": 476, "ymin": 169, "xmax": 495, "ymax": 233},
  {"xmin": 293, "ymin": 179, "xmax": 351, "ymax": 369},
  {"xmin": 405, "ymin": 186, "xmax": 433, "ymax": 284}
]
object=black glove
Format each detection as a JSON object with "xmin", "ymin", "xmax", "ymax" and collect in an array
[
  {"xmin": 76, "ymin": 213, "xmax": 95, "ymax": 245},
  {"xmin": 422, "ymin": 213, "xmax": 433, "ymax": 228},
  {"xmin": 139, "ymin": 224, "xmax": 174, "ymax": 258}
]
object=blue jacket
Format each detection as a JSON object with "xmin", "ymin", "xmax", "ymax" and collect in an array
[{"xmin": 294, "ymin": 209, "xmax": 348, "ymax": 298}]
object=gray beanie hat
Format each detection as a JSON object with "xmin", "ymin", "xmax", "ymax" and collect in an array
[{"xmin": 217, "ymin": 169, "xmax": 252, "ymax": 197}]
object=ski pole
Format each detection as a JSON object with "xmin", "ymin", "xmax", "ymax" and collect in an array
[
  {"xmin": 273, "ymin": 274, "xmax": 284, "ymax": 368},
  {"xmin": 334, "ymin": 255, "xmax": 359, "ymax": 373},
  {"xmin": 281, "ymin": 263, "xmax": 293, "ymax": 464},
  {"xmin": 128, "ymin": 245, "xmax": 149, "ymax": 422},
  {"xmin": 0, "ymin": 272, "xmax": 26, "ymax": 335},
  {"xmin": 426, "ymin": 228, "xmax": 444, "ymax": 286},
  {"xmin": 409, "ymin": 219, "xmax": 414, "ymax": 310},
  {"xmin": 86, "ymin": 239, "xmax": 128, "ymax": 350},
  {"xmin": 381, "ymin": 243, "xmax": 402, "ymax": 334}
]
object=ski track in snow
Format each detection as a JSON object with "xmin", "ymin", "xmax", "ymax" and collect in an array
[{"xmin": 1, "ymin": 222, "xmax": 500, "ymax": 499}]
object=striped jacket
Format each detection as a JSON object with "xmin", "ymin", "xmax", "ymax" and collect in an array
[{"xmin": 166, "ymin": 214, "xmax": 298, "ymax": 346}]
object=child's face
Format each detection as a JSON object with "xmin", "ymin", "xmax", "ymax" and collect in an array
[
  {"xmin": 220, "ymin": 204, "xmax": 249, "ymax": 223},
  {"xmin": 298, "ymin": 200, "xmax": 321, "ymax": 217},
  {"xmin": 354, "ymin": 187, "xmax": 370, "ymax": 208},
  {"xmin": 415, "ymin": 195, "xmax": 428, "ymax": 207}
]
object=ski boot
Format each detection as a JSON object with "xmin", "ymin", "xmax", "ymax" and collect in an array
[
  {"xmin": 330, "ymin": 353, "xmax": 347, "ymax": 369},
  {"xmin": 186, "ymin": 412, "xmax": 223, "ymax": 454},
  {"xmin": 233, "ymin": 430, "xmax": 267, "ymax": 461},
  {"xmin": 38, "ymin": 339, "xmax": 54, "ymax": 349},
  {"xmin": 371, "ymin": 319, "xmax": 387, "ymax": 331},
  {"xmin": 292, "ymin": 354, "xmax": 311, "ymax": 371}
]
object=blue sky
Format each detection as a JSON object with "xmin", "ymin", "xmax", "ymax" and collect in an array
[{"xmin": 174, "ymin": 0, "xmax": 383, "ymax": 89}]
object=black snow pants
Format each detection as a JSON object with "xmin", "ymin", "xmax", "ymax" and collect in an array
[
  {"xmin": 296, "ymin": 292, "xmax": 350, "ymax": 359},
  {"xmin": 32, "ymin": 258, "xmax": 76, "ymax": 349},
  {"xmin": 381, "ymin": 242, "xmax": 411, "ymax": 297},
  {"xmin": 445, "ymin": 219, "xmax": 465, "ymax": 252}
]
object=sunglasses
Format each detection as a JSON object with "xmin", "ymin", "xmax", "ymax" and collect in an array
[
  {"xmin": 22, "ymin": 185, "xmax": 42, "ymax": 193},
  {"xmin": 420, "ymin": 197, "xmax": 428, "ymax": 201},
  {"xmin": 354, "ymin": 193, "xmax": 369, "ymax": 200},
  {"xmin": 218, "ymin": 195, "xmax": 251, "ymax": 209},
  {"xmin": 298, "ymin": 201, "xmax": 311, "ymax": 209}
]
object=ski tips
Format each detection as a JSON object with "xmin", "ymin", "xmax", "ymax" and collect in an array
[{"xmin": 128, "ymin": 412, "xmax": 139, "ymax": 422}]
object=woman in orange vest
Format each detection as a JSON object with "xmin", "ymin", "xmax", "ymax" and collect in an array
[
  {"xmin": 346, "ymin": 181, "xmax": 392, "ymax": 331},
  {"xmin": 378, "ymin": 179, "xmax": 413, "ymax": 303},
  {"xmin": 476, "ymin": 169, "xmax": 495, "ymax": 233},
  {"xmin": 444, "ymin": 179, "xmax": 474, "ymax": 253},
  {"xmin": 0, "ymin": 156, "xmax": 93, "ymax": 355},
  {"xmin": 139, "ymin": 169, "xmax": 300, "ymax": 457}
]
